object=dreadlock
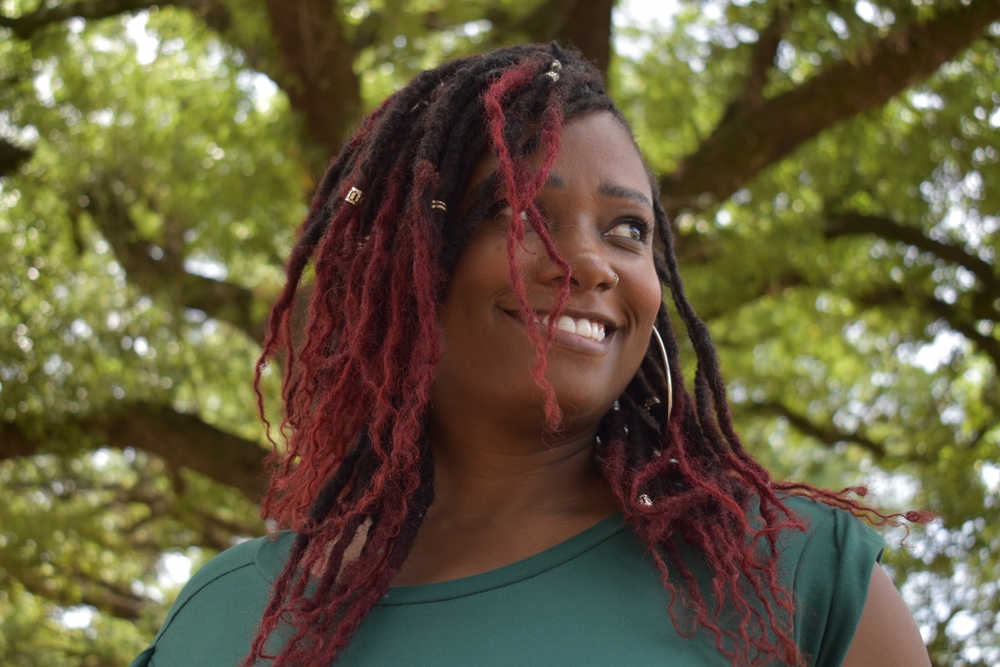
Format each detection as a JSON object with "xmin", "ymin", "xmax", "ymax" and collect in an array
[{"xmin": 248, "ymin": 42, "xmax": 927, "ymax": 667}]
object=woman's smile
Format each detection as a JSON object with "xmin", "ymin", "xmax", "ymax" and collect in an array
[{"xmin": 501, "ymin": 307, "xmax": 616, "ymax": 351}]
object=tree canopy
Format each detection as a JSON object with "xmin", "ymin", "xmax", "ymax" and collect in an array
[{"xmin": 1, "ymin": 0, "xmax": 999, "ymax": 664}]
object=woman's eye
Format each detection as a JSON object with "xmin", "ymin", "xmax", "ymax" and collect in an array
[
  {"xmin": 606, "ymin": 219, "xmax": 651, "ymax": 242},
  {"xmin": 496, "ymin": 203, "xmax": 529, "ymax": 222}
]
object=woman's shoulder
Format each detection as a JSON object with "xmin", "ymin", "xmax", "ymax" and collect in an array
[
  {"xmin": 774, "ymin": 495, "xmax": 887, "ymax": 666},
  {"xmin": 776, "ymin": 494, "xmax": 885, "ymax": 564},
  {"xmin": 129, "ymin": 532, "xmax": 295, "ymax": 667},
  {"xmin": 163, "ymin": 532, "xmax": 287, "ymax": 620},
  {"xmin": 183, "ymin": 534, "xmax": 272, "ymax": 584}
]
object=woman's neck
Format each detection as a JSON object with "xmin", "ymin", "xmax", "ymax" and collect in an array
[
  {"xmin": 390, "ymin": 414, "xmax": 618, "ymax": 586},
  {"xmin": 431, "ymin": 419, "xmax": 610, "ymax": 520}
]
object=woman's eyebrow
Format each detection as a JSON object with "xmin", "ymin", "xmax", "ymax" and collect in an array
[
  {"xmin": 543, "ymin": 174, "xmax": 652, "ymax": 208},
  {"xmin": 598, "ymin": 182, "xmax": 652, "ymax": 208}
]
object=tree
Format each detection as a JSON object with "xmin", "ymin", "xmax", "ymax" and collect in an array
[{"xmin": 1, "ymin": 0, "xmax": 998, "ymax": 664}]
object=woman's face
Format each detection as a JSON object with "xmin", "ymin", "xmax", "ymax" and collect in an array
[{"xmin": 431, "ymin": 111, "xmax": 662, "ymax": 431}]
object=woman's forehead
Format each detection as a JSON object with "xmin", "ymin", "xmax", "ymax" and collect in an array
[{"xmin": 461, "ymin": 110, "xmax": 644, "ymax": 203}]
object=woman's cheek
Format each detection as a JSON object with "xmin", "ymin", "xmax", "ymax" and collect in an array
[{"xmin": 632, "ymin": 261, "xmax": 664, "ymax": 325}]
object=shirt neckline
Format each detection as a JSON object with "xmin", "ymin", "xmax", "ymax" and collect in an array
[
  {"xmin": 379, "ymin": 513, "xmax": 627, "ymax": 605},
  {"xmin": 255, "ymin": 514, "xmax": 628, "ymax": 606}
]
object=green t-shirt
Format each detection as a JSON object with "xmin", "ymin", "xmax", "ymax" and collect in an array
[{"xmin": 131, "ymin": 496, "xmax": 883, "ymax": 667}]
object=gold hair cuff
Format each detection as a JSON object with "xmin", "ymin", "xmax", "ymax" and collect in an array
[
  {"xmin": 430, "ymin": 200, "xmax": 447, "ymax": 212},
  {"xmin": 345, "ymin": 187, "xmax": 363, "ymax": 205}
]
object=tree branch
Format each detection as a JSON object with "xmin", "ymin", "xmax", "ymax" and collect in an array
[
  {"xmin": 81, "ymin": 185, "xmax": 263, "ymax": 341},
  {"xmin": 263, "ymin": 0, "xmax": 361, "ymax": 158},
  {"xmin": 0, "ymin": 0, "xmax": 158, "ymax": 38},
  {"xmin": 490, "ymin": 0, "xmax": 577, "ymax": 38},
  {"xmin": 10, "ymin": 569, "xmax": 146, "ymax": 620},
  {"xmin": 660, "ymin": 0, "xmax": 1000, "ymax": 216},
  {"xmin": 0, "ymin": 404, "xmax": 268, "ymax": 499},
  {"xmin": 825, "ymin": 212, "xmax": 1000, "ymax": 302},
  {"xmin": 485, "ymin": 0, "xmax": 613, "ymax": 74},
  {"xmin": 0, "ymin": 0, "xmax": 228, "ymax": 39},
  {"xmin": 351, "ymin": 10, "xmax": 383, "ymax": 53},
  {"xmin": 922, "ymin": 297, "xmax": 1000, "ymax": 371},
  {"xmin": 698, "ymin": 271, "xmax": 807, "ymax": 321},
  {"xmin": 549, "ymin": 0, "xmax": 614, "ymax": 75},
  {"xmin": 74, "ymin": 570, "xmax": 147, "ymax": 619},
  {"xmin": 753, "ymin": 400, "xmax": 887, "ymax": 459},
  {"xmin": 858, "ymin": 285, "xmax": 1000, "ymax": 370},
  {"xmin": 0, "ymin": 137, "xmax": 32, "ymax": 178},
  {"xmin": 193, "ymin": 510, "xmax": 265, "ymax": 550},
  {"xmin": 720, "ymin": 8, "xmax": 787, "ymax": 123}
]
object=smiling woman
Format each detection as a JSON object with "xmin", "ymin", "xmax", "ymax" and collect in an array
[{"xmin": 131, "ymin": 43, "xmax": 930, "ymax": 667}]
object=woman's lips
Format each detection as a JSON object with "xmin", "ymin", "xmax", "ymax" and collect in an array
[{"xmin": 502, "ymin": 309, "xmax": 616, "ymax": 352}]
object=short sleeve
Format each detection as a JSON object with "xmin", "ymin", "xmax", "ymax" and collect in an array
[
  {"xmin": 128, "ymin": 647, "xmax": 154, "ymax": 667},
  {"xmin": 128, "ymin": 533, "xmax": 292, "ymax": 667},
  {"xmin": 784, "ymin": 497, "xmax": 885, "ymax": 667}
]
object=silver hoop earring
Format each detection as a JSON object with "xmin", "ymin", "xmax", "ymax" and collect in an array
[{"xmin": 650, "ymin": 326, "xmax": 673, "ymax": 421}]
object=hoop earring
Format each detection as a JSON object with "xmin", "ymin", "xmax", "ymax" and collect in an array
[{"xmin": 650, "ymin": 326, "xmax": 674, "ymax": 421}]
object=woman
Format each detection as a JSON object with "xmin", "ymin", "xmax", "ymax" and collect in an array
[{"xmin": 132, "ymin": 43, "xmax": 930, "ymax": 667}]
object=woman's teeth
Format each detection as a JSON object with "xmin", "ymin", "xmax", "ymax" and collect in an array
[{"xmin": 532, "ymin": 314, "xmax": 607, "ymax": 342}]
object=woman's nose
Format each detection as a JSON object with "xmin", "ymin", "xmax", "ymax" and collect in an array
[{"xmin": 534, "ymin": 224, "xmax": 617, "ymax": 291}]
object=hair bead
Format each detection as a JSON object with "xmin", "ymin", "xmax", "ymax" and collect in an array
[{"xmin": 345, "ymin": 187, "xmax": 363, "ymax": 205}]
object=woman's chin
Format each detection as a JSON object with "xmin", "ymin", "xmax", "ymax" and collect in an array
[{"xmin": 536, "ymin": 390, "xmax": 620, "ymax": 432}]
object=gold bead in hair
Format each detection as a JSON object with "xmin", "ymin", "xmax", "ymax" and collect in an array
[
  {"xmin": 430, "ymin": 200, "xmax": 447, "ymax": 212},
  {"xmin": 345, "ymin": 187, "xmax": 363, "ymax": 205},
  {"xmin": 545, "ymin": 60, "xmax": 562, "ymax": 81}
]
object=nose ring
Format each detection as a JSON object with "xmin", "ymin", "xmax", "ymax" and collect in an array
[{"xmin": 610, "ymin": 273, "xmax": 620, "ymax": 289}]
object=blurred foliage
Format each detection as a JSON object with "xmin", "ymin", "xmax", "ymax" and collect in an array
[{"xmin": 1, "ymin": 0, "xmax": 999, "ymax": 665}]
